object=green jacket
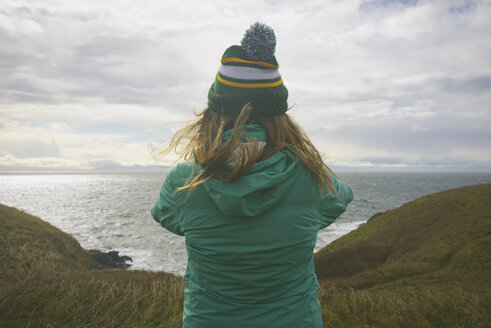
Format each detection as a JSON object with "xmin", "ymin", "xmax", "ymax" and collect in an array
[{"xmin": 151, "ymin": 124, "xmax": 353, "ymax": 328}]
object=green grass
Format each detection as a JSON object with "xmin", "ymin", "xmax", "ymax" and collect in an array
[
  {"xmin": 1, "ymin": 183, "xmax": 490, "ymax": 327},
  {"xmin": 315, "ymin": 183, "xmax": 491, "ymax": 291},
  {"xmin": 0, "ymin": 204, "xmax": 101, "ymax": 273}
]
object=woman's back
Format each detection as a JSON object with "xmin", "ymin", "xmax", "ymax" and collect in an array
[{"xmin": 152, "ymin": 124, "xmax": 353, "ymax": 328}]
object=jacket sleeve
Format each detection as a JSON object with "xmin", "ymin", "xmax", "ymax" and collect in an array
[
  {"xmin": 320, "ymin": 176, "xmax": 354, "ymax": 229},
  {"xmin": 151, "ymin": 168, "xmax": 185, "ymax": 236}
]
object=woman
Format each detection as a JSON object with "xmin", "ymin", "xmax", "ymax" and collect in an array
[{"xmin": 151, "ymin": 22, "xmax": 353, "ymax": 328}]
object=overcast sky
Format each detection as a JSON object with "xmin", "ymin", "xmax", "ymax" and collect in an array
[{"xmin": 1, "ymin": 0, "xmax": 490, "ymax": 171}]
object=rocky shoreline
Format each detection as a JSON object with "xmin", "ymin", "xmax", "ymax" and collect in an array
[{"xmin": 88, "ymin": 250, "xmax": 133, "ymax": 269}]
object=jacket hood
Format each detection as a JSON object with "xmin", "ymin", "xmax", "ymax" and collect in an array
[{"xmin": 203, "ymin": 124, "xmax": 300, "ymax": 217}]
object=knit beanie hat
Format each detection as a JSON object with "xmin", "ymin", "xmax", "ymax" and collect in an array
[{"xmin": 207, "ymin": 22, "xmax": 289, "ymax": 116}]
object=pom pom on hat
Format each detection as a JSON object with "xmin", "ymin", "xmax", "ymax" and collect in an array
[{"xmin": 241, "ymin": 22, "xmax": 276, "ymax": 61}]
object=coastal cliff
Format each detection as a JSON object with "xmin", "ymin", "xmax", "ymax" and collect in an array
[
  {"xmin": 315, "ymin": 183, "xmax": 491, "ymax": 291},
  {"xmin": 1, "ymin": 183, "xmax": 490, "ymax": 327}
]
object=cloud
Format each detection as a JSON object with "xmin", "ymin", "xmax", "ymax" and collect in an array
[
  {"xmin": 0, "ymin": 0, "xmax": 490, "ymax": 170},
  {"xmin": 360, "ymin": 0, "xmax": 420, "ymax": 12},
  {"xmin": 0, "ymin": 103, "xmax": 190, "ymax": 128},
  {"xmin": 1, "ymin": 138, "xmax": 60, "ymax": 159},
  {"xmin": 0, "ymin": 120, "xmax": 177, "ymax": 169}
]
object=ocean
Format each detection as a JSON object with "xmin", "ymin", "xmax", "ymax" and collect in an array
[{"xmin": 1, "ymin": 171, "xmax": 490, "ymax": 276}]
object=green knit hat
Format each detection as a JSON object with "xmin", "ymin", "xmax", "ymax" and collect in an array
[{"xmin": 207, "ymin": 22, "xmax": 289, "ymax": 116}]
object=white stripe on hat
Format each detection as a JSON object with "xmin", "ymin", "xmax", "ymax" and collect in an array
[{"xmin": 218, "ymin": 65, "xmax": 280, "ymax": 81}]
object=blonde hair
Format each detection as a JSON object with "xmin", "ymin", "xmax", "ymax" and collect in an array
[{"xmin": 159, "ymin": 104, "xmax": 336, "ymax": 193}]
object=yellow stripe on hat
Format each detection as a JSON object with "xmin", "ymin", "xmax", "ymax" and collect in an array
[
  {"xmin": 216, "ymin": 74, "xmax": 283, "ymax": 88},
  {"xmin": 221, "ymin": 57, "xmax": 279, "ymax": 69}
]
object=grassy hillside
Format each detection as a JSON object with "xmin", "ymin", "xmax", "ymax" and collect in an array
[
  {"xmin": 315, "ymin": 183, "xmax": 491, "ymax": 290},
  {"xmin": 315, "ymin": 183, "xmax": 491, "ymax": 327},
  {"xmin": 0, "ymin": 204, "xmax": 102, "ymax": 273},
  {"xmin": 1, "ymin": 183, "xmax": 490, "ymax": 327},
  {"xmin": 0, "ymin": 204, "xmax": 184, "ymax": 328}
]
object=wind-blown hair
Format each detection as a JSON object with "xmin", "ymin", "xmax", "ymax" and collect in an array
[{"xmin": 158, "ymin": 104, "xmax": 336, "ymax": 193}]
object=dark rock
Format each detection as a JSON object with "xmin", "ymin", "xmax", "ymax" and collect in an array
[
  {"xmin": 367, "ymin": 211, "xmax": 386, "ymax": 222},
  {"xmin": 88, "ymin": 250, "xmax": 133, "ymax": 269},
  {"xmin": 358, "ymin": 212, "xmax": 386, "ymax": 227}
]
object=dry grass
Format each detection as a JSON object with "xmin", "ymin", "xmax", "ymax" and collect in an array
[
  {"xmin": 1, "ymin": 270, "xmax": 184, "ymax": 328},
  {"xmin": 2, "ymin": 270, "xmax": 488, "ymax": 328},
  {"xmin": 318, "ymin": 281, "xmax": 490, "ymax": 328}
]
